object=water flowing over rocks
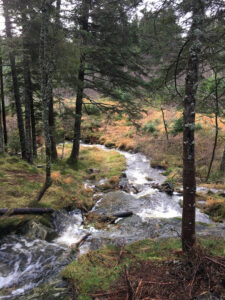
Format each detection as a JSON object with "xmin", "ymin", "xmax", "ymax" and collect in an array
[{"xmin": 0, "ymin": 143, "xmax": 224, "ymax": 299}]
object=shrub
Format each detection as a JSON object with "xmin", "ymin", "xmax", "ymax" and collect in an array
[
  {"xmin": 171, "ymin": 117, "xmax": 202, "ymax": 136},
  {"xmin": 143, "ymin": 121, "xmax": 157, "ymax": 134},
  {"xmin": 171, "ymin": 117, "xmax": 183, "ymax": 136},
  {"xmin": 84, "ymin": 104, "xmax": 101, "ymax": 116},
  {"xmin": 195, "ymin": 123, "xmax": 202, "ymax": 131}
]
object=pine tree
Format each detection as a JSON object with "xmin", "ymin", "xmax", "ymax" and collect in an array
[
  {"xmin": 182, "ymin": 0, "xmax": 205, "ymax": 251},
  {"xmin": 37, "ymin": 0, "xmax": 55, "ymax": 201},
  {"xmin": 3, "ymin": 0, "xmax": 27, "ymax": 160},
  {"xmin": 69, "ymin": 0, "xmax": 145, "ymax": 163}
]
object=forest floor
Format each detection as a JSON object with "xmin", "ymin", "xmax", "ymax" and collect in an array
[
  {"xmin": 0, "ymin": 144, "xmax": 126, "ymax": 236},
  {"xmin": 62, "ymin": 237, "xmax": 225, "ymax": 300}
]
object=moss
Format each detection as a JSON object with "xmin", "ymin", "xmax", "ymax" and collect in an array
[
  {"xmin": 0, "ymin": 146, "xmax": 126, "ymax": 235},
  {"xmin": 62, "ymin": 237, "xmax": 225, "ymax": 298}
]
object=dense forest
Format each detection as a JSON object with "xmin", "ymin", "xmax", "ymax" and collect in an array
[{"xmin": 0, "ymin": 0, "xmax": 225, "ymax": 299}]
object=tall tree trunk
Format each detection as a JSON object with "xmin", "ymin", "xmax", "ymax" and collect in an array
[
  {"xmin": 0, "ymin": 55, "xmax": 7, "ymax": 149},
  {"xmin": 0, "ymin": 79, "xmax": 3, "ymax": 153},
  {"xmin": 20, "ymin": 5, "xmax": 37, "ymax": 159},
  {"xmin": 22, "ymin": 15, "xmax": 33, "ymax": 163},
  {"xmin": 29, "ymin": 72, "xmax": 37, "ymax": 158},
  {"xmin": 37, "ymin": 0, "xmax": 54, "ymax": 202},
  {"xmin": 206, "ymin": 70, "xmax": 219, "ymax": 182},
  {"xmin": 0, "ymin": 55, "xmax": 5, "ymax": 152},
  {"xmin": 69, "ymin": 0, "xmax": 89, "ymax": 164},
  {"xmin": 48, "ymin": 0, "xmax": 61, "ymax": 161},
  {"xmin": 49, "ymin": 92, "xmax": 58, "ymax": 160},
  {"xmin": 3, "ymin": 0, "xmax": 27, "ymax": 160},
  {"xmin": 161, "ymin": 107, "xmax": 169, "ymax": 141},
  {"xmin": 182, "ymin": 0, "xmax": 204, "ymax": 252},
  {"xmin": 69, "ymin": 60, "xmax": 85, "ymax": 164}
]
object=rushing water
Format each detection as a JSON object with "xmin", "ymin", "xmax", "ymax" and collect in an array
[{"xmin": 0, "ymin": 144, "xmax": 224, "ymax": 299}]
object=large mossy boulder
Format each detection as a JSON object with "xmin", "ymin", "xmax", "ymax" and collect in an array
[{"xmin": 21, "ymin": 220, "xmax": 57, "ymax": 241}]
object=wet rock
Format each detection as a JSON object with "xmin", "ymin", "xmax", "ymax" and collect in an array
[
  {"xmin": 145, "ymin": 176, "xmax": 153, "ymax": 181},
  {"xmin": 22, "ymin": 220, "xmax": 57, "ymax": 241},
  {"xmin": 94, "ymin": 191, "xmax": 138, "ymax": 215},
  {"xmin": 87, "ymin": 168, "xmax": 100, "ymax": 174},
  {"xmin": 84, "ymin": 211, "xmax": 116, "ymax": 225},
  {"xmin": 92, "ymin": 193, "xmax": 103, "ymax": 202},
  {"xmin": 119, "ymin": 177, "xmax": 131, "ymax": 193},
  {"xmin": 121, "ymin": 171, "xmax": 127, "ymax": 178},
  {"xmin": 161, "ymin": 182, "xmax": 174, "ymax": 195},
  {"xmin": 131, "ymin": 185, "xmax": 140, "ymax": 194},
  {"xmin": 151, "ymin": 182, "xmax": 174, "ymax": 195}
]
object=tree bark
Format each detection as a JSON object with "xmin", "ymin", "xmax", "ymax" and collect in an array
[
  {"xmin": 0, "ymin": 56, "xmax": 7, "ymax": 148},
  {"xmin": 20, "ymin": 4, "xmax": 37, "ymax": 158},
  {"xmin": 0, "ymin": 208, "xmax": 54, "ymax": 215},
  {"xmin": 22, "ymin": 11, "xmax": 33, "ymax": 163},
  {"xmin": 30, "ymin": 75, "xmax": 37, "ymax": 158},
  {"xmin": 69, "ymin": 61, "xmax": 85, "ymax": 164},
  {"xmin": 182, "ymin": 0, "xmax": 204, "ymax": 252},
  {"xmin": 3, "ymin": 0, "xmax": 27, "ymax": 160},
  {"xmin": 0, "ymin": 55, "xmax": 4, "ymax": 153},
  {"xmin": 49, "ymin": 92, "xmax": 58, "ymax": 160},
  {"xmin": 161, "ymin": 107, "xmax": 169, "ymax": 141},
  {"xmin": 206, "ymin": 70, "xmax": 219, "ymax": 182},
  {"xmin": 69, "ymin": 0, "xmax": 89, "ymax": 164},
  {"xmin": 37, "ymin": 0, "xmax": 54, "ymax": 202},
  {"xmin": 0, "ymin": 92, "xmax": 3, "ymax": 153},
  {"xmin": 48, "ymin": 0, "xmax": 62, "ymax": 161}
]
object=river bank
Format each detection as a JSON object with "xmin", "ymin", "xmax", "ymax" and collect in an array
[{"xmin": 0, "ymin": 144, "xmax": 225, "ymax": 299}]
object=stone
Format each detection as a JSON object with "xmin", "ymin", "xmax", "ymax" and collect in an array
[{"xmin": 22, "ymin": 220, "xmax": 57, "ymax": 241}]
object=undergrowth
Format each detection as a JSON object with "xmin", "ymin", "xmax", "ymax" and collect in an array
[{"xmin": 62, "ymin": 237, "xmax": 225, "ymax": 300}]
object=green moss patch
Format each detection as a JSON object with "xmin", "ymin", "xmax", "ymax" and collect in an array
[
  {"xmin": 62, "ymin": 237, "xmax": 225, "ymax": 299},
  {"xmin": 0, "ymin": 146, "xmax": 126, "ymax": 235}
]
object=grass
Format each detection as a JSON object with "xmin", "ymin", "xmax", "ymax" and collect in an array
[
  {"xmin": 0, "ymin": 145, "xmax": 126, "ymax": 234},
  {"xmin": 196, "ymin": 192, "xmax": 225, "ymax": 222},
  {"xmin": 62, "ymin": 237, "xmax": 225, "ymax": 299}
]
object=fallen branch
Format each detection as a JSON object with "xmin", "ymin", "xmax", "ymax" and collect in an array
[
  {"xmin": 113, "ymin": 211, "xmax": 133, "ymax": 218},
  {"xmin": 0, "ymin": 208, "xmax": 54, "ymax": 216},
  {"xmin": 75, "ymin": 233, "xmax": 91, "ymax": 250},
  {"xmin": 205, "ymin": 256, "xmax": 225, "ymax": 268},
  {"xmin": 90, "ymin": 287, "xmax": 127, "ymax": 297},
  {"xmin": 134, "ymin": 279, "xmax": 143, "ymax": 298},
  {"xmin": 142, "ymin": 280, "xmax": 176, "ymax": 285},
  {"xmin": 124, "ymin": 265, "xmax": 134, "ymax": 300}
]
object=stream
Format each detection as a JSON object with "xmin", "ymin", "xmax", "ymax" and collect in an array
[{"xmin": 0, "ymin": 144, "xmax": 225, "ymax": 299}]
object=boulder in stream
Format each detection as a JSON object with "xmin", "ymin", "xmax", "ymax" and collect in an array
[
  {"xmin": 22, "ymin": 220, "xmax": 57, "ymax": 241},
  {"xmin": 94, "ymin": 191, "xmax": 138, "ymax": 215}
]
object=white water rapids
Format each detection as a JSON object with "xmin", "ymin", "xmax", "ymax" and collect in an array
[{"xmin": 0, "ymin": 144, "xmax": 222, "ymax": 299}]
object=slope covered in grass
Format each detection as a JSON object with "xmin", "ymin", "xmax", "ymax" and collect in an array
[{"xmin": 0, "ymin": 145, "xmax": 126, "ymax": 234}]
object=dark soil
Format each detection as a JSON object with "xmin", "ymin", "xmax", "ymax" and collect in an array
[{"xmin": 89, "ymin": 250, "xmax": 225, "ymax": 300}]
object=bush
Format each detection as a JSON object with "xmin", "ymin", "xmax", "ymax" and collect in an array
[
  {"xmin": 171, "ymin": 117, "xmax": 202, "ymax": 136},
  {"xmin": 84, "ymin": 104, "xmax": 101, "ymax": 116},
  {"xmin": 143, "ymin": 122, "xmax": 157, "ymax": 134},
  {"xmin": 8, "ymin": 130, "xmax": 20, "ymax": 154},
  {"xmin": 195, "ymin": 123, "xmax": 202, "ymax": 131},
  {"xmin": 171, "ymin": 117, "xmax": 183, "ymax": 136}
]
